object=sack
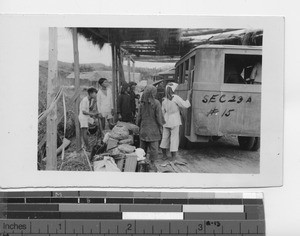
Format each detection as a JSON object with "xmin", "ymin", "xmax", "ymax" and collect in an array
[
  {"xmin": 135, "ymin": 148, "xmax": 146, "ymax": 161},
  {"xmin": 110, "ymin": 125, "xmax": 129, "ymax": 140},
  {"xmin": 117, "ymin": 121, "xmax": 139, "ymax": 135},
  {"xmin": 110, "ymin": 147, "xmax": 122, "ymax": 156},
  {"xmin": 106, "ymin": 137, "xmax": 119, "ymax": 151},
  {"xmin": 103, "ymin": 132, "xmax": 111, "ymax": 144},
  {"xmin": 93, "ymin": 156, "xmax": 121, "ymax": 172},
  {"xmin": 118, "ymin": 144, "xmax": 136, "ymax": 153},
  {"xmin": 119, "ymin": 135, "xmax": 134, "ymax": 145}
]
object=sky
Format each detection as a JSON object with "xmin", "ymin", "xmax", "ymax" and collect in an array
[{"xmin": 39, "ymin": 28, "xmax": 175, "ymax": 69}]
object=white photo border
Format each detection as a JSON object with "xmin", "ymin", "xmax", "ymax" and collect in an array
[{"xmin": 0, "ymin": 15, "xmax": 284, "ymax": 188}]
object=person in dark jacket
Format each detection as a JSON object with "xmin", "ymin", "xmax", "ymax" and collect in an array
[
  {"xmin": 128, "ymin": 82, "xmax": 138, "ymax": 121},
  {"xmin": 117, "ymin": 83, "xmax": 133, "ymax": 122},
  {"xmin": 137, "ymin": 85, "xmax": 164, "ymax": 165}
]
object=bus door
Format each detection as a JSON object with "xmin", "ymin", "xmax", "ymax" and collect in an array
[{"xmin": 185, "ymin": 56, "xmax": 195, "ymax": 136}]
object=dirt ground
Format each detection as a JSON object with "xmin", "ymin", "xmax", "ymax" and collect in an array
[
  {"xmin": 154, "ymin": 135, "xmax": 260, "ymax": 174},
  {"xmin": 50, "ymin": 133, "xmax": 259, "ymax": 174}
]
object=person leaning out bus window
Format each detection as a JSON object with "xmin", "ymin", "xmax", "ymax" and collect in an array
[
  {"xmin": 160, "ymin": 83, "xmax": 191, "ymax": 160},
  {"xmin": 250, "ymin": 60, "xmax": 262, "ymax": 84}
]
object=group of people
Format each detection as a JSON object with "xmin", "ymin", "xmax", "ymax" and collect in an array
[
  {"xmin": 137, "ymin": 83, "xmax": 191, "ymax": 165},
  {"xmin": 78, "ymin": 78, "xmax": 138, "ymax": 151},
  {"xmin": 79, "ymin": 77, "xmax": 192, "ymax": 166}
]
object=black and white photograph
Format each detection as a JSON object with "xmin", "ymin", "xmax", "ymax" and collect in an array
[
  {"xmin": 38, "ymin": 27, "xmax": 263, "ymax": 174},
  {"xmin": 0, "ymin": 14, "xmax": 283, "ymax": 188},
  {"xmin": 0, "ymin": 2, "xmax": 298, "ymax": 234}
]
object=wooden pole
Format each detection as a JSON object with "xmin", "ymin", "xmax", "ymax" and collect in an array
[
  {"xmin": 111, "ymin": 44, "xmax": 117, "ymax": 121},
  {"xmin": 116, "ymin": 47, "xmax": 120, "ymax": 95},
  {"xmin": 132, "ymin": 60, "xmax": 135, "ymax": 82},
  {"xmin": 72, "ymin": 28, "xmax": 81, "ymax": 152},
  {"xmin": 118, "ymin": 47, "xmax": 126, "ymax": 85},
  {"xmin": 46, "ymin": 27, "xmax": 58, "ymax": 170},
  {"xmin": 127, "ymin": 56, "xmax": 131, "ymax": 82}
]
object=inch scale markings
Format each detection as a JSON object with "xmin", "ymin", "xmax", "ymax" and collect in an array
[{"xmin": 0, "ymin": 191, "xmax": 265, "ymax": 235}]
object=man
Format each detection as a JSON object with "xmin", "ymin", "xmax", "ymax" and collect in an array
[
  {"xmin": 78, "ymin": 87, "xmax": 99, "ymax": 151},
  {"xmin": 97, "ymin": 78, "xmax": 114, "ymax": 130},
  {"xmin": 128, "ymin": 81, "xmax": 138, "ymax": 121}
]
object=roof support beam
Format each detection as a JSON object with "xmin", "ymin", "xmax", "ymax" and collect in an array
[
  {"xmin": 72, "ymin": 28, "xmax": 81, "ymax": 152},
  {"xmin": 111, "ymin": 44, "xmax": 117, "ymax": 121},
  {"xmin": 132, "ymin": 55, "xmax": 180, "ymax": 63},
  {"xmin": 127, "ymin": 56, "xmax": 131, "ymax": 82}
]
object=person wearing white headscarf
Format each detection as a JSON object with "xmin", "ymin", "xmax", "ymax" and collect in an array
[{"xmin": 160, "ymin": 83, "xmax": 191, "ymax": 160}]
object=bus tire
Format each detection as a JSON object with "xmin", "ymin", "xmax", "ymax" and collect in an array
[
  {"xmin": 238, "ymin": 136, "xmax": 256, "ymax": 151},
  {"xmin": 251, "ymin": 137, "xmax": 260, "ymax": 151}
]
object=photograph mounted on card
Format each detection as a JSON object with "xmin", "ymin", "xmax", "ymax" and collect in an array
[{"xmin": 0, "ymin": 15, "xmax": 284, "ymax": 188}]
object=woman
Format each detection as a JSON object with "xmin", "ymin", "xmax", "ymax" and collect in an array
[
  {"xmin": 137, "ymin": 85, "xmax": 164, "ymax": 165},
  {"xmin": 160, "ymin": 82, "xmax": 191, "ymax": 160},
  {"xmin": 117, "ymin": 83, "xmax": 133, "ymax": 122}
]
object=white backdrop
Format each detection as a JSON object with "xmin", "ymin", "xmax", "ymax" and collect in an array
[{"xmin": 0, "ymin": 0, "xmax": 299, "ymax": 235}]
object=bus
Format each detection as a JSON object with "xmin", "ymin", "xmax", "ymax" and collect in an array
[{"xmin": 175, "ymin": 45, "xmax": 262, "ymax": 151}]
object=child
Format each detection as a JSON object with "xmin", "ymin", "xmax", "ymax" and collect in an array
[{"xmin": 78, "ymin": 87, "xmax": 99, "ymax": 151}]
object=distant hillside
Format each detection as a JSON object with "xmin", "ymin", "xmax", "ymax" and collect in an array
[
  {"xmin": 83, "ymin": 62, "xmax": 107, "ymax": 71},
  {"xmin": 39, "ymin": 60, "xmax": 74, "ymax": 73},
  {"xmin": 39, "ymin": 60, "xmax": 174, "ymax": 81},
  {"xmin": 38, "ymin": 62, "xmax": 72, "ymax": 114}
]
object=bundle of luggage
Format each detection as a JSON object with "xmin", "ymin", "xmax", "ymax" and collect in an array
[{"xmin": 91, "ymin": 122, "xmax": 148, "ymax": 172}]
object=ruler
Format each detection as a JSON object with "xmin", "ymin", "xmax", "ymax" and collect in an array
[{"xmin": 0, "ymin": 191, "xmax": 265, "ymax": 235}]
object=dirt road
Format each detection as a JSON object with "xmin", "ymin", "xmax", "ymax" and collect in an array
[
  {"xmin": 155, "ymin": 135, "xmax": 260, "ymax": 174},
  {"xmin": 49, "ymin": 134, "xmax": 259, "ymax": 174}
]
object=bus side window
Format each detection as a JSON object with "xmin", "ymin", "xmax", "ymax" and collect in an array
[
  {"xmin": 178, "ymin": 61, "xmax": 187, "ymax": 84},
  {"xmin": 178, "ymin": 64, "xmax": 183, "ymax": 84},
  {"xmin": 189, "ymin": 56, "xmax": 195, "ymax": 86},
  {"xmin": 175, "ymin": 67, "xmax": 179, "ymax": 83},
  {"xmin": 224, "ymin": 54, "xmax": 262, "ymax": 85},
  {"xmin": 185, "ymin": 60, "xmax": 189, "ymax": 84}
]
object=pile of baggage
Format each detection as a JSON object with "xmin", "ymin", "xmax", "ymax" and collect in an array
[{"xmin": 91, "ymin": 122, "xmax": 147, "ymax": 172}]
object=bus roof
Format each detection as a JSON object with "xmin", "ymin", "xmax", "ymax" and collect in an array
[{"xmin": 176, "ymin": 44, "xmax": 262, "ymax": 66}]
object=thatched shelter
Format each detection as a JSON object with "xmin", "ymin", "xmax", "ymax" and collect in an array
[{"xmin": 74, "ymin": 28, "xmax": 262, "ymax": 60}]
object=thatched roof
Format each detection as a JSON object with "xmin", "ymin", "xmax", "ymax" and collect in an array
[{"xmin": 72, "ymin": 28, "xmax": 263, "ymax": 62}]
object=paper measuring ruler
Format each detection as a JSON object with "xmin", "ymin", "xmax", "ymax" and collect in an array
[{"xmin": 0, "ymin": 191, "xmax": 265, "ymax": 235}]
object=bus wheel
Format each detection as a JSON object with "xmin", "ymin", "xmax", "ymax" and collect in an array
[
  {"xmin": 251, "ymin": 137, "xmax": 260, "ymax": 151},
  {"xmin": 238, "ymin": 136, "xmax": 256, "ymax": 151}
]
